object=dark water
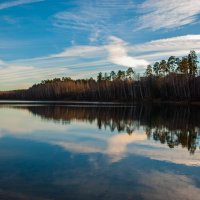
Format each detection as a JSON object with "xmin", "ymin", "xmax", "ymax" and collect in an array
[{"xmin": 0, "ymin": 104, "xmax": 200, "ymax": 200}]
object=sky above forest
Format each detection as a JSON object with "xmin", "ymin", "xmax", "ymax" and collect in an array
[{"xmin": 0, "ymin": 0, "xmax": 200, "ymax": 90}]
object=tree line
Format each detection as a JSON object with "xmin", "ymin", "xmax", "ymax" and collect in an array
[
  {"xmin": 145, "ymin": 50, "xmax": 198, "ymax": 77},
  {"xmin": 0, "ymin": 50, "xmax": 199, "ymax": 102}
]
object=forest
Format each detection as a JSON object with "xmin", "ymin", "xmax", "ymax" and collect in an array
[{"xmin": 0, "ymin": 50, "xmax": 199, "ymax": 102}]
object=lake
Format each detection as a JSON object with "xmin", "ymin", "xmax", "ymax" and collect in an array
[{"xmin": 0, "ymin": 103, "xmax": 200, "ymax": 200}]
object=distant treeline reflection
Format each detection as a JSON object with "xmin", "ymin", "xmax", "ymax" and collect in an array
[{"xmin": 13, "ymin": 104, "xmax": 200, "ymax": 153}]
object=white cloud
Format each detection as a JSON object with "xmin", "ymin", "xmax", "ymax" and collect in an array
[
  {"xmin": 107, "ymin": 36, "xmax": 149, "ymax": 68},
  {"xmin": 137, "ymin": 0, "xmax": 200, "ymax": 30},
  {"xmin": 0, "ymin": 0, "xmax": 45, "ymax": 10},
  {"xmin": 106, "ymin": 133, "xmax": 146, "ymax": 163},
  {"xmin": 50, "ymin": 36, "xmax": 149, "ymax": 69}
]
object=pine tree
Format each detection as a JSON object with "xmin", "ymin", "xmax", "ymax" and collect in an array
[
  {"xmin": 153, "ymin": 62, "xmax": 160, "ymax": 76},
  {"xmin": 167, "ymin": 56, "xmax": 176, "ymax": 72},
  {"xmin": 178, "ymin": 57, "xmax": 189, "ymax": 74},
  {"xmin": 97, "ymin": 72, "xmax": 103, "ymax": 82},
  {"xmin": 126, "ymin": 67, "xmax": 135, "ymax": 80},
  {"xmin": 159, "ymin": 60, "xmax": 168, "ymax": 76},
  {"xmin": 188, "ymin": 50, "xmax": 198, "ymax": 76},
  {"xmin": 145, "ymin": 65, "xmax": 153, "ymax": 77}
]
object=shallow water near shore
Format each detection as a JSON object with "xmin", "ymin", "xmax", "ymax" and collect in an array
[{"xmin": 0, "ymin": 103, "xmax": 200, "ymax": 200}]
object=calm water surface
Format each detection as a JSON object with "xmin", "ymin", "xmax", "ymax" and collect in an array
[{"xmin": 0, "ymin": 104, "xmax": 200, "ymax": 200}]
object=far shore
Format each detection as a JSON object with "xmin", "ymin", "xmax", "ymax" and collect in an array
[{"xmin": 0, "ymin": 100, "xmax": 200, "ymax": 106}]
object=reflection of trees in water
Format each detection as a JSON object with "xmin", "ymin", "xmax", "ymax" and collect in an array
[
  {"xmin": 10, "ymin": 104, "xmax": 200, "ymax": 153},
  {"xmin": 25, "ymin": 105, "xmax": 142, "ymax": 133},
  {"xmin": 146, "ymin": 128, "xmax": 198, "ymax": 154},
  {"xmin": 142, "ymin": 105, "xmax": 200, "ymax": 154}
]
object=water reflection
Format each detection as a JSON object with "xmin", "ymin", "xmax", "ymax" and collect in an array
[
  {"xmin": 0, "ymin": 104, "xmax": 200, "ymax": 200},
  {"xmin": 8, "ymin": 104, "xmax": 200, "ymax": 154}
]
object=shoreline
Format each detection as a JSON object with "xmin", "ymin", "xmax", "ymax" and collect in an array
[{"xmin": 0, "ymin": 100, "xmax": 200, "ymax": 106}]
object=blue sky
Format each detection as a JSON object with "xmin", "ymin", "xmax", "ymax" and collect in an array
[{"xmin": 0, "ymin": 0, "xmax": 200, "ymax": 90}]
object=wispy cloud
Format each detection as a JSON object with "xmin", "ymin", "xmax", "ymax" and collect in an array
[
  {"xmin": 137, "ymin": 0, "xmax": 200, "ymax": 30},
  {"xmin": 53, "ymin": 0, "xmax": 135, "ymax": 42},
  {"xmin": 0, "ymin": 108, "xmax": 66, "ymax": 133},
  {"xmin": 0, "ymin": 62, "xmax": 68, "ymax": 90},
  {"xmin": 129, "ymin": 34, "xmax": 200, "ymax": 61},
  {"xmin": 50, "ymin": 45, "xmax": 105, "ymax": 58},
  {"xmin": 140, "ymin": 172, "xmax": 200, "ymax": 200},
  {"xmin": 0, "ymin": 0, "xmax": 45, "ymax": 10}
]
